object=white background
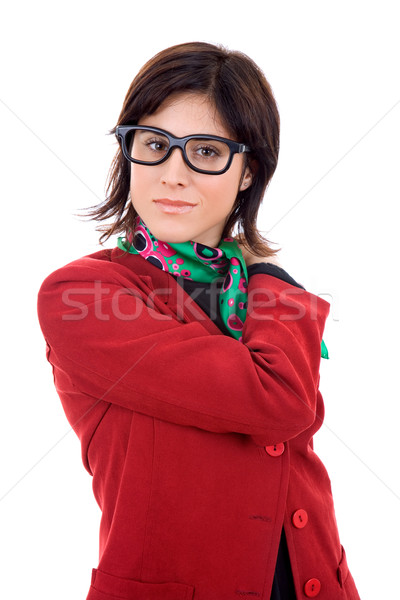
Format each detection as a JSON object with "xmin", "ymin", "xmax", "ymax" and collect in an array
[{"xmin": 1, "ymin": 1, "xmax": 399, "ymax": 598}]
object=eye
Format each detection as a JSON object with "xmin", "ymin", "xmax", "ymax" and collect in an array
[
  {"xmin": 146, "ymin": 137, "xmax": 169, "ymax": 153},
  {"xmin": 193, "ymin": 144, "xmax": 221, "ymax": 159},
  {"xmin": 199, "ymin": 146, "xmax": 216, "ymax": 157}
]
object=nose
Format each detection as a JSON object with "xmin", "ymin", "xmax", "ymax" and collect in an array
[{"xmin": 160, "ymin": 147, "xmax": 190, "ymax": 187}]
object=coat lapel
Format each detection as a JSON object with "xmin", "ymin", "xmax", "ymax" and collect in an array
[{"xmin": 111, "ymin": 248, "xmax": 223, "ymax": 337}]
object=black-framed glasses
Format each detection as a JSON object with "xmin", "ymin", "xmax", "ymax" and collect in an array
[{"xmin": 115, "ymin": 125, "xmax": 251, "ymax": 175}]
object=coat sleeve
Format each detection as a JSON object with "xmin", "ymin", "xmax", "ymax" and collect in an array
[{"xmin": 37, "ymin": 256, "xmax": 330, "ymax": 446}]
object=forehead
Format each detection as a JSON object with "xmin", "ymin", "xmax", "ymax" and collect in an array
[{"xmin": 139, "ymin": 92, "xmax": 232, "ymax": 139}]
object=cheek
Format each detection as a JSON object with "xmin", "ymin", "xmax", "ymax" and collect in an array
[
  {"xmin": 215, "ymin": 175, "xmax": 241, "ymax": 209},
  {"xmin": 219, "ymin": 158, "xmax": 244, "ymax": 196},
  {"xmin": 130, "ymin": 163, "xmax": 156, "ymax": 185},
  {"xmin": 130, "ymin": 165, "xmax": 144, "ymax": 195},
  {"xmin": 198, "ymin": 170, "xmax": 240, "ymax": 200}
]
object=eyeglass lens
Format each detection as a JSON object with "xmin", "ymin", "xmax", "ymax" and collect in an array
[{"xmin": 126, "ymin": 129, "xmax": 231, "ymax": 172}]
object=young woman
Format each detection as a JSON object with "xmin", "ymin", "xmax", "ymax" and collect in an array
[{"xmin": 37, "ymin": 42, "xmax": 360, "ymax": 600}]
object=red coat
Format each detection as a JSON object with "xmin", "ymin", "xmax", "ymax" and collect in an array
[{"xmin": 37, "ymin": 247, "xmax": 360, "ymax": 600}]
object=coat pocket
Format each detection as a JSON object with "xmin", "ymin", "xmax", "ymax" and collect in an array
[
  {"xmin": 337, "ymin": 545, "xmax": 349, "ymax": 588},
  {"xmin": 337, "ymin": 546, "xmax": 361, "ymax": 599},
  {"xmin": 87, "ymin": 568, "xmax": 195, "ymax": 600}
]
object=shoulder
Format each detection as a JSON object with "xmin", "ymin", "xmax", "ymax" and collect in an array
[
  {"xmin": 37, "ymin": 247, "xmax": 170, "ymax": 324},
  {"xmin": 37, "ymin": 248, "xmax": 142, "ymax": 320},
  {"xmin": 246, "ymin": 263, "xmax": 330, "ymax": 334},
  {"xmin": 38, "ymin": 249, "xmax": 113, "ymax": 288},
  {"xmin": 37, "ymin": 247, "xmax": 163, "ymax": 343},
  {"xmin": 38, "ymin": 247, "xmax": 153, "ymax": 292},
  {"xmin": 247, "ymin": 263, "xmax": 305, "ymax": 290}
]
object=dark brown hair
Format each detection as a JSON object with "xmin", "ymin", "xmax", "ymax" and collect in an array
[{"xmin": 88, "ymin": 42, "xmax": 280, "ymax": 256}]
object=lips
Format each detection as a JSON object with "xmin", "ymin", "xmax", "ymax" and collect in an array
[{"xmin": 153, "ymin": 198, "xmax": 196, "ymax": 214}]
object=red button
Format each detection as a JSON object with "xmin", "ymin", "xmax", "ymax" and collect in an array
[
  {"xmin": 265, "ymin": 443, "xmax": 285, "ymax": 457},
  {"xmin": 292, "ymin": 509, "xmax": 308, "ymax": 529},
  {"xmin": 304, "ymin": 578, "xmax": 321, "ymax": 597}
]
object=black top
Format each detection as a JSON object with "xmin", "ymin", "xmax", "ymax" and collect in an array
[{"xmin": 177, "ymin": 263, "xmax": 299, "ymax": 600}]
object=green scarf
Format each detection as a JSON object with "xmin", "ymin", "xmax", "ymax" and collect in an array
[
  {"xmin": 117, "ymin": 218, "xmax": 328, "ymax": 357},
  {"xmin": 118, "ymin": 218, "xmax": 248, "ymax": 340}
]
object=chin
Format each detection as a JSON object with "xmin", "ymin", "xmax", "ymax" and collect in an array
[
  {"xmin": 140, "ymin": 218, "xmax": 192, "ymax": 244},
  {"xmin": 160, "ymin": 235, "xmax": 192, "ymax": 244}
]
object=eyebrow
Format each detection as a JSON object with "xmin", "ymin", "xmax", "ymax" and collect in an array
[{"xmin": 136, "ymin": 124, "xmax": 234, "ymax": 140}]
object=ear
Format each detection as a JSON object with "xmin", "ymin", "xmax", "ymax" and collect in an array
[{"xmin": 239, "ymin": 164, "xmax": 254, "ymax": 191}]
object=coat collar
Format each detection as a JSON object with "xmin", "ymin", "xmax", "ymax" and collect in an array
[{"xmin": 111, "ymin": 247, "xmax": 223, "ymax": 337}]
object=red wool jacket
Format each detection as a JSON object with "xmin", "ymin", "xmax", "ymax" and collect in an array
[{"xmin": 37, "ymin": 247, "xmax": 360, "ymax": 600}]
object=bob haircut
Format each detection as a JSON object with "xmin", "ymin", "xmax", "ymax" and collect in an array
[{"xmin": 89, "ymin": 42, "xmax": 280, "ymax": 256}]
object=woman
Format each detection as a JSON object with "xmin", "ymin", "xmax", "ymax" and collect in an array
[{"xmin": 37, "ymin": 42, "xmax": 360, "ymax": 599}]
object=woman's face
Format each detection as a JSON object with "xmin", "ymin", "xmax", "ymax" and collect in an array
[{"xmin": 129, "ymin": 93, "xmax": 252, "ymax": 247}]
